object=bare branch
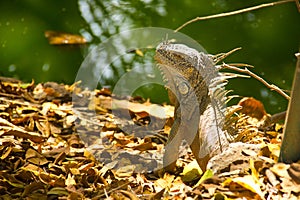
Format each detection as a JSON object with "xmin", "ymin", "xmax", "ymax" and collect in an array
[
  {"xmin": 222, "ymin": 63, "xmax": 290, "ymax": 100},
  {"xmin": 213, "ymin": 47, "xmax": 242, "ymax": 63},
  {"xmin": 175, "ymin": 0, "xmax": 296, "ymax": 32}
]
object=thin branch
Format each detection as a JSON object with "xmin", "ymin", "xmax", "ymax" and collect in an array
[
  {"xmin": 222, "ymin": 63, "xmax": 290, "ymax": 100},
  {"xmin": 175, "ymin": 0, "xmax": 296, "ymax": 32},
  {"xmin": 213, "ymin": 47, "xmax": 242, "ymax": 63}
]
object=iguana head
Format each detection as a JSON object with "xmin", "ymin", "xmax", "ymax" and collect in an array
[{"xmin": 154, "ymin": 41, "xmax": 214, "ymax": 115}]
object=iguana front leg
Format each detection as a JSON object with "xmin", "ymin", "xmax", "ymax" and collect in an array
[
  {"xmin": 163, "ymin": 95, "xmax": 207, "ymax": 172},
  {"xmin": 189, "ymin": 131, "xmax": 210, "ymax": 171},
  {"xmin": 163, "ymin": 110, "xmax": 209, "ymax": 173},
  {"xmin": 163, "ymin": 115, "xmax": 182, "ymax": 172}
]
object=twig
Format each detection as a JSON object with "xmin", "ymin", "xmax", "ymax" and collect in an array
[
  {"xmin": 213, "ymin": 47, "xmax": 242, "ymax": 63},
  {"xmin": 94, "ymin": 181, "xmax": 131, "ymax": 199},
  {"xmin": 175, "ymin": 0, "xmax": 296, "ymax": 32},
  {"xmin": 222, "ymin": 63, "xmax": 290, "ymax": 100},
  {"xmin": 0, "ymin": 96, "xmax": 42, "ymax": 108}
]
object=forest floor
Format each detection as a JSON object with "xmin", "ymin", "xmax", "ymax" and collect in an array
[{"xmin": 0, "ymin": 77, "xmax": 299, "ymax": 200}]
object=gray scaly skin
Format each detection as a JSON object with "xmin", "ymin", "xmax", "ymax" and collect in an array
[{"xmin": 155, "ymin": 41, "xmax": 230, "ymax": 173}]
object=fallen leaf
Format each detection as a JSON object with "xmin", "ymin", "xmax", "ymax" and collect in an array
[
  {"xmin": 238, "ymin": 97, "xmax": 266, "ymax": 120},
  {"xmin": 181, "ymin": 159, "xmax": 202, "ymax": 182},
  {"xmin": 47, "ymin": 187, "xmax": 69, "ymax": 196},
  {"xmin": 0, "ymin": 145, "xmax": 13, "ymax": 159},
  {"xmin": 115, "ymin": 165, "xmax": 136, "ymax": 178},
  {"xmin": 45, "ymin": 30, "xmax": 87, "ymax": 45},
  {"xmin": 280, "ymin": 176, "xmax": 300, "ymax": 193},
  {"xmin": 154, "ymin": 173, "xmax": 175, "ymax": 192},
  {"xmin": 270, "ymin": 163, "xmax": 290, "ymax": 179},
  {"xmin": 26, "ymin": 148, "xmax": 49, "ymax": 165},
  {"xmin": 22, "ymin": 181, "xmax": 45, "ymax": 197},
  {"xmin": 265, "ymin": 169, "xmax": 280, "ymax": 187},
  {"xmin": 194, "ymin": 169, "xmax": 213, "ymax": 188},
  {"xmin": 250, "ymin": 159, "xmax": 261, "ymax": 187},
  {"xmin": 223, "ymin": 175, "xmax": 264, "ymax": 199},
  {"xmin": 65, "ymin": 174, "xmax": 76, "ymax": 187}
]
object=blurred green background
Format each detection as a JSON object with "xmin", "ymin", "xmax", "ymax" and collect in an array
[{"xmin": 0, "ymin": 0, "xmax": 299, "ymax": 114}]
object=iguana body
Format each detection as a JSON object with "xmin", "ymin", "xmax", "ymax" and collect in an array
[{"xmin": 155, "ymin": 42, "xmax": 230, "ymax": 172}]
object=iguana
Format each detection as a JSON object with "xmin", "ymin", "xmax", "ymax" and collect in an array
[{"xmin": 155, "ymin": 41, "xmax": 233, "ymax": 172}]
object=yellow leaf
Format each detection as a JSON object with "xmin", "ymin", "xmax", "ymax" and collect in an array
[
  {"xmin": 250, "ymin": 159, "xmax": 260, "ymax": 186},
  {"xmin": 267, "ymin": 143, "xmax": 280, "ymax": 159},
  {"xmin": 275, "ymin": 123, "xmax": 283, "ymax": 132},
  {"xmin": 135, "ymin": 49, "xmax": 144, "ymax": 57},
  {"xmin": 231, "ymin": 175, "xmax": 264, "ymax": 199},
  {"xmin": 154, "ymin": 173, "xmax": 175, "ymax": 191},
  {"xmin": 181, "ymin": 160, "xmax": 202, "ymax": 182},
  {"xmin": 194, "ymin": 169, "xmax": 213, "ymax": 188},
  {"xmin": 65, "ymin": 174, "xmax": 76, "ymax": 186}
]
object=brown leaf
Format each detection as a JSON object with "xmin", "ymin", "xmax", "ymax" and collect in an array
[
  {"xmin": 2, "ymin": 129, "xmax": 44, "ymax": 143},
  {"xmin": 67, "ymin": 134, "xmax": 85, "ymax": 148},
  {"xmin": 115, "ymin": 165, "xmax": 136, "ymax": 178},
  {"xmin": 22, "ymin": 181, "xmax": 45, "ymax": 197},
  {"xmin": 0, "ymin": 145, "xmax": 13, "ymax": 160},
  {"xmin": 0, "ymin": 117, "xmax": 44, "ymax": 143},
  {"xmin": 35, "ymin": 119, "xmax": 51, "ymax": 138},
  {"xmin": 238, "ymin": 97, "xmax": 266, "ymax": 120},
  {"xmin": 131, "ymin": 137, "xmax": 156, "ymax": 151},
  {"xmin": 38, "ymin": 172, "xmax": 66, "ymax": 187},
  {"xmin": 0, "ymin": 171, "xmax": 25, "ymax": 189},
  {"xmin": 47, "ymin": 187, "xmax": 69, "ymax": 196},
  {"xmin": 26, "ymin": 148, "xmax": 49, "ymax": 166},
  {"xmin": 223, "ymin": 175, "xmax": 264, "ymax": 199},
  {"xmin": 53, "ymin": 151, "xmax": 66, "ymax": 165},
  {"xmin": 118, "ymin": 190, "xmax": 140, "ymax": 200},
  {"xmin": 45, "ymin": 30, "xmax": 87, "ymax": 45}
]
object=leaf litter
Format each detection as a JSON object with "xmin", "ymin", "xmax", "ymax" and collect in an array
[{"xmin": 0, "ymin": 77, "xmax": 299, "ymax": 199}]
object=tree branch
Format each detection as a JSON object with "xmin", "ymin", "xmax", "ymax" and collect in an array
[
  {"xmin": 222, "ymin": 63, "xmax": 290, "ymax": 100},
  {"xmin": 175, "ymin": 0, "xmax": 297, "ymax": 32}
]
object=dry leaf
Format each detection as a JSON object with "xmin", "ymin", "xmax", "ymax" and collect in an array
[
  {"xmin": 181, "ymin": 160, "xmax": 202, "ymax": 182},
  {"xmin": 224, "ymin": 175, "xmax": 264, "ymax": 199},
  {"xmin": 238, "ymin": 97, "xmax": 266, "ymax": 120},
  {"xmin": 194, "ymin": 169, "xmax": 213, "ymax": 187},
  {"xmin": 270, "ymin": 163, "xmax": 290, "ymax": 179},
  {"xmin": 115, "ymin": 165, "xmax": 136, "ymax": 178},
  {"xmin": 26, "ymin": 148, "xmax": 49, "ymax": 165},
  {"xmin": 65, "ymin": 174, "xmax": 76, "ymax": 187},
  {"xmin": 45, "ymin": 30, "xmax": 87, "ymax": 45}
]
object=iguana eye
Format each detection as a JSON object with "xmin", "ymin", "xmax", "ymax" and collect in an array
[{"xmin": 178, "ymin": 82, "xmax": 189, "ymax": 95}]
